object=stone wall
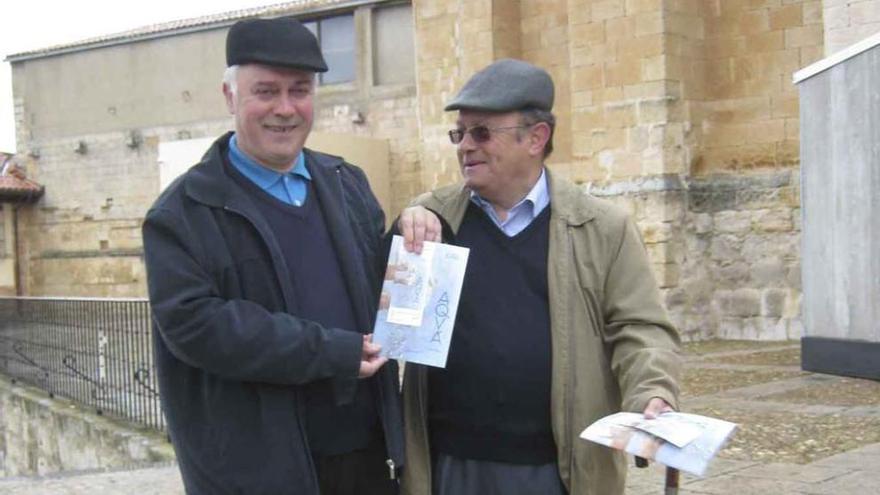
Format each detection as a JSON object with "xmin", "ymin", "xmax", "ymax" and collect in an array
[
  {"xmin": 15, "ymin": 88, "xmax": 419, "ymax": 297},
  {"xmin": 429, "ymin": 0, "xmax": 816, "ymax": 340},
  {"xmin": 14, "ymin": 130, "xmax": 166, "ymax": 297},
  {"xmin": 314, "ymin": 90, "xmax": 421, "ymax": 215},
  {"xmin": 10, "ymin": 1, "xmax": 419, "ymax": 296},
  {"xmin": 0, "ymin": 376, "xmax": 173, "ymax": 477},
  {"xmin": 591, "ymin": 170, "xmax": 802, "ymax": 341},
  {"xmin": 566, "ymin": 0, "xmax": 690, "ymax": 182},
  {"xmin": 0, "ymin": 205, "xmax": 14, "ymax": 296},
  {"xmin": 824, "ymin": 0, "xmax": 880, "ymax": 55},
  {"xmin": 673, "ymin": 0, "xmax": 817, "ymax": 340},
  {"xmin": 14, "ymin": 118, "xmax": 231, "ymax": 297},
  {"xmin": 412, "ymin": 0, "xmax": 495, "ymax": 191},
  {"xmin": 8, "ymin": 0, "xmax": 846, "ymax": 339},
  {"xmin": 696, "ymin": 0, "xmax": 822, "ymax": 175},
  {"xmin": 681, "ymin": 171, "xmax": 802, "ymax": 340}
]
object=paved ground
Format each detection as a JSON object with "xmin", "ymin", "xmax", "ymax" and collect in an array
[
  {"xmin": 0, "ymin": 463, "xmax": 184, "ymax": 494},
  {"xmin": 627, "ymin": 341, "xmax": 880, "ymax": 494},
  {"xmin": 1, "ymin": 340, "xmax": 878, "ymax": 494}
]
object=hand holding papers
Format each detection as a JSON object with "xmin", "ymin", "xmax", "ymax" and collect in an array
[
  {"xmin": 373, "ymin": 235, "xmax": 469, "ymax": 368},
  {"xmin": 580, "ymin": 412, "xmax": 737, "ymax": 477}
]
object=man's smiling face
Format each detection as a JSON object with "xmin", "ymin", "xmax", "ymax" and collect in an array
[
  {"xmin": 224, "ymin": 64, "xmax": 315, "ymax": 172},
  {"xmin": 455, "ymin": 109, "xmax": 541, "ymax": 207}
]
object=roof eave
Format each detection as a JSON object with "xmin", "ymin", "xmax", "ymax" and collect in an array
[
  {"xmin": 0, "ymin": 186, "xmax": 45, "ymax": 204},
  {"xmin": 4, "ymin": 0, "xmax": 380, "ymax": 63},
  {"xmin": 5, "ymin": 22, "xmax": 236, "ymax": 63}
]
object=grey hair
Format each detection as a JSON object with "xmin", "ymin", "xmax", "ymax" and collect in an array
[
  {"xmin": 223, "ymin": 65, "xmax": 239, "ymax": 95},
  {"xmin": 519, "ymin": 108, "xmax": 556, "ymax": 158},
  {"xmin": 221, "ymin": 64, "xmax": 321, "ymax": 97}
]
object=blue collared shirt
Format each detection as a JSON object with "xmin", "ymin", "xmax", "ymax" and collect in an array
[
  {"xmin": 470, "ymin": 169, "xmax": 550, "ymax": 237},
  {"xmin": 228, "ymin": 134, "xmax": 310, "ymax": 206}
]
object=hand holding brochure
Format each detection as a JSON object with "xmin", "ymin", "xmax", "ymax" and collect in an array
[
  {"xmin": 580, "ymin": 412, "xmax": 737, "ymax": 477},
  {"xmin": 372, "ymin": 235, "xmax": 469, "ymax": 368}
]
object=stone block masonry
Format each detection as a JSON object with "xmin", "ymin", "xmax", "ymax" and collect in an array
[
  {"xmin": 824, "ymin": 0, "xmax": 880, "ymax": 55},
  {"xmin": 0, "ymin": 375, "xmax": 174, "ymax": 477},
  {"xmin": 679, "ymin": 170, "xmax": 802, "ymax": 341},
  {"xmin": 12, "ymin": 0, "xmax": 880, "ymax": 339},
  {"xmin": 589, "ymin": 168, "xmax": 801, "ymax": 342}
]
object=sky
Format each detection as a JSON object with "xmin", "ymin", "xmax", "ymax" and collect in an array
[{"xmin": 0, "ymin": 0, "xmax": 283, "ymax": 153}]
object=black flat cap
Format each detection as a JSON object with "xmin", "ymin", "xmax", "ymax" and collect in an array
[
  {"xmin": 445, "ymin": 59, "xmax": 554, "ymax": 112},
  {"xmin": 226, "ymin": 17, "xmax": 328, "ymax": 72}
]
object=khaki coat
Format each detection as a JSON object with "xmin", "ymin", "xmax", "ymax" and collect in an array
[{"xmin": 401, "ymin": 171, "xmax": 681, "ymax": 495}]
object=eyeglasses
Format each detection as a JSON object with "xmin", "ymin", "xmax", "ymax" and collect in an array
[{"xmin": 448, "ymin": 125, "xmax": 529, "ymax": 144}]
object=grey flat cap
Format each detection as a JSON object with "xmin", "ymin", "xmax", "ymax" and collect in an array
[{"xmin": 445, "ymin": 59, "xmax": 554, "ymax": 112}]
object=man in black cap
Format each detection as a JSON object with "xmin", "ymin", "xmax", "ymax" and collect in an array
[
  {"xmin": 143, "ymin": 17, "xmax": 403, "ymax": 495},
  {"xmin": 397, "ymin": 59, "xmax": 681, "ymax": 495}
]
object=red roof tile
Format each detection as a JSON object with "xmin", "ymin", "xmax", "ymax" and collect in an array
[{"xmin": 0, "ymin": 171, "xmax": 44, "ymax": 203}]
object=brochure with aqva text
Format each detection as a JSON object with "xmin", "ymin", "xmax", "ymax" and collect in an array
[{"xmin": 372, "ymin": 235, "xmax": 469, "ymax": 368}]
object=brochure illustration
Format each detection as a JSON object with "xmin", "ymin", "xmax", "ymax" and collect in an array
[
  {"xmin": 580, "ymin": 411, "xmax": 738, "ymax": 477},
  {"xmin": 372, "ymin": 235, "xmax": 469, "ymax": 368}
]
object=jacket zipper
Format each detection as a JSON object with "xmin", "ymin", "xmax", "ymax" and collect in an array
[
  {"xmin": 335, "ymin": 168, "xmax": 346, "ymax": 212},
  {"xmin": 221, "ymin": 203, "xmax": 320, "ymax": 488},
  {"xmin": 336, "ymin": 166, "xmax": 398, "ymax": 482}
]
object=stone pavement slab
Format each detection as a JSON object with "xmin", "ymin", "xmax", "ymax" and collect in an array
[
  {"xmin": 624, "ymin": 450, "xmax": 880, "ymax": 494},
  {"xmin": 626, "ymin": 458, "xmax": 760, "ymax": 494},
  {"xmin": 731, "ymin": 463, "xmax": 852, "ymax": 484},
  {"xmin": 800, "ymin": 471, "xmax": 880, "ymax": 495},
  {"xmin": 0, "ymin": 464, "xmax": 184, "ymax": 494},
  {"xmin": 683, "ymin": 473, "xmax": 815, "ymax": 494}
]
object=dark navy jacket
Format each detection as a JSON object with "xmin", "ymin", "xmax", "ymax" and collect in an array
[{"xmin": 142, "ymin": 133, "xmax": 403, "ymax": 494}]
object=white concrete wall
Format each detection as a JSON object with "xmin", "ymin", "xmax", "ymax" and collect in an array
[{"xmin": 798, "ymin": 40, "xmax": 880, "ymax": 343}]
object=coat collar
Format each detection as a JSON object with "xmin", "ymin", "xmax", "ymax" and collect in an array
[
  {"xmin": 181, "ymin": 132, "xmax": 372, "ymax": 406},
  {"xmin": 545, "ymin": 170, "xmax": 600, "ymax": 226},
  {"xmin": 183, "ymin": 132, "xmax": 345, "ymax": 210},
  {"xmin": 430, "ymin": 168, "xmax": 600, "ymax": 231}
]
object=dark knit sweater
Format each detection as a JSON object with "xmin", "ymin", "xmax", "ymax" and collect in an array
[
  {"xmin": 428, "ymin": 202, "xmax": 555, "ymax": 464},
  {"xmin": 228, "ymin": 162, "xmax": 379, "ymax": 456}
]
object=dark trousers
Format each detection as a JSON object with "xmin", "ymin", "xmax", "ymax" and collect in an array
[
  {"xmin": 314, "ymin": 438, "xmax": 398, "ymax": 495},
  {"xmin": 432, "ymin": 453, "xmax": 567, "ymax": 495}
]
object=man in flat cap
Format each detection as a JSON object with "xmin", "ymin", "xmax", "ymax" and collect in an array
[
  {"xmin": 143, "ymin": 17, "xmax": 404, "ymax": 495},
  {"xmin": 397, "ymin": 59, "xmax": 681, "ymax": 494}
]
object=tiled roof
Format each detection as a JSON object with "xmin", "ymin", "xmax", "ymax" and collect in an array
[
  {"xmin": 5, "ymin": 0, "xmax": 348, "ymax": 62},
  {"xmin": 0, "ymin": 175, "xmax": 44, "ymax": 203},
  {"xmin": 0, "ymin": 160, "xmax": 44, "ymax": 203}
]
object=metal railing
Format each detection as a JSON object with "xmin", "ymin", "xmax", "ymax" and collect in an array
[{"xmin": 0, "ymin": 297, "xmax": 164, "ymax": 431}]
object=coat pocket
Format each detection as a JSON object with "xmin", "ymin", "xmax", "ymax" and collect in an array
[{"xmin": 569, "ymin": 229, "xmax": 606, "ymax": 337}]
